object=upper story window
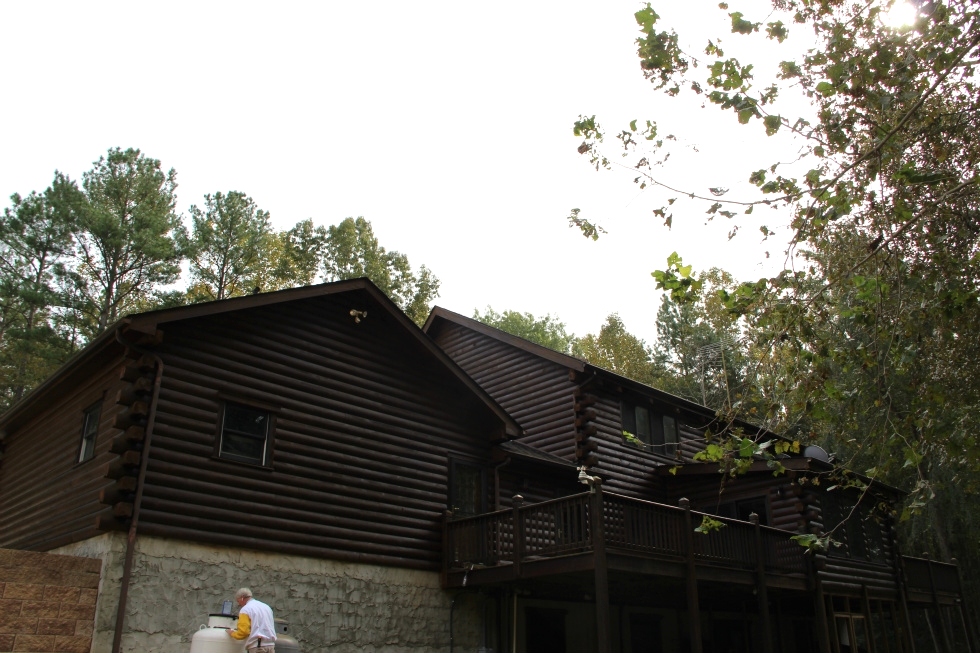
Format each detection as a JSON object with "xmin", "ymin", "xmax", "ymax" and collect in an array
[
  {"xmin": 621, "ymin": 400, "xmax": 678, "ymax": 456},
  {"xmin": 218, "ymin": 402, "xmax": 274, "ymax": 466},
  {"xmin": 78, "ymin": 402, "xmax": 101, "ymax": 463},
  {"xmin": 821, "ymin": 491, "xmax": 886, "ymax": 562}
]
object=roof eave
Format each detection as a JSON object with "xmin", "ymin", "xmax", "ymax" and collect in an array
[
  {"xmin": 423, "ymin": 307, "xmax": 587, "ymax": 373},
  {"xmin": 1, "ymin": 279, "xmax": 523, "ymax": 439}
]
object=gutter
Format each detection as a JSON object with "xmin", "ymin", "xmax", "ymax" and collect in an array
[{"xmin": 110, "ymin": 327, "xmax": 164, "ymax": 653}]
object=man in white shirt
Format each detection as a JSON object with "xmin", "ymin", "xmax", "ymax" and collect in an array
[{"xmin": 229, "ymin": 587, "xmax": 277, "ymax": 652}]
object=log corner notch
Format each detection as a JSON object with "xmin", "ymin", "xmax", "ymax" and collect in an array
[
  {"xmin": 96, "ymin": 342, "xmax": 159, "ymax": 532},
  {"xmin": 574, "ymin": 386, "xmax": 599, "ymax": 468}
]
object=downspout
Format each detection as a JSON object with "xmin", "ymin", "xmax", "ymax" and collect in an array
[
  {"xmin": 449, "ymin": 565, "xmax": 475, "ymax": 653},
  {"xmin": 111, "ymin": 328, "xmax": 164, "ymax": 653},
  {"xmin": 493, "ymin": 458, "xmax": 511, "ymax": 511}
]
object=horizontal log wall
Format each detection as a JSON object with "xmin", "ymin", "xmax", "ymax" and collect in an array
[
  {"xmin": 139, "ymin": 294, "xmax": 499, "ymax": 570},
  {"xmin": 584, "ymin": 387, "xmax": 722, "ymax": 500},
  {"xmin": 0, "ymin": 351, "xmax": 129, "ymax": 551},
  {"xmin": 665, "ymin": 474, "xmax": 804, "ymax": 529},
  {"xmin": 430, "ymin": 322, "xmax": 577, "ymax": 461},
  {"xmin": 818, "ymin": 556, "xmax": 899, "ymax": 596},
  {"xmin": 430, "ymin": 320, "xmax": 723, "ymax": 502},
  {"xmin": 582, "ymin": 393, "xmax": 666, "ymax": 498}
]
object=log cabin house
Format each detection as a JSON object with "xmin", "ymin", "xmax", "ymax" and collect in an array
[
  {"xmin": 424, "ymin": 308, "xmax": 973, "ymax": 653},
  {"xmin": 0, "ymin": 279, "xmax": 970, "ymax": 653}
]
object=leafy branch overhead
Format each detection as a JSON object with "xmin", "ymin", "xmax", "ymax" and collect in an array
[
  {"xmin": 574, "ymin": 0, "xmax": 980, "ymax": 244},
  {"xmin": 573, "ymin": 0, "xmax": 980, "ymax": 604}
]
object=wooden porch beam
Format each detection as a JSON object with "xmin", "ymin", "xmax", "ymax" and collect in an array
[
  {"xmin": 927, "ymin": 559, "xmax": 955, "ymax": 653},
  {"xmin": 591, "ymin": 483, "xmax": 612, "ymax": 653},
  {"xmin": 680, "ymin": 498, "xmax": 703, "ymax": 653},
  {"xmin": 751, "ymin": 513, "xmax": 774, "ymax": 653},
  {"xmin": 812, "ymin": 562, "xmax": 832, "ymax": 653}
]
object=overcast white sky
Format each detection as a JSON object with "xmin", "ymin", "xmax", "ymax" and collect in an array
[{"xmin": 1, "ymin": 1, "xmax": 806, "ymax": 344}]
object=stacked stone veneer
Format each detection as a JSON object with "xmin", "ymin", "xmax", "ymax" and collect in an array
[
  {"xmin": 0, "ymin": 549, "xmax": 102, "ymax": 653},
  {"xmin": 51, "ymin": 534, "xmax": 481, "ymax": 653}
]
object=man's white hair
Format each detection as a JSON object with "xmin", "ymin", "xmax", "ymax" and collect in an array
[{"xmin": 235, "ymin": 588, "xmax": 252, "ymax": 601}]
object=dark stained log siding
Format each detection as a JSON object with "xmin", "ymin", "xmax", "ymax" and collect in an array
[
  {"xmin": 582, "ymin": 391, "xmax": 727, "ymax": 500},
  {"xmin": 0, "ymin": 351, "xmax": 129, "ymax": 550},
  {"xmin": 138, "ymin": 295, "xmax": 499, "ymax": 570},
  {"xmin": 430, "ymin": 323, "xmax": 577, "ymax": 461},
  {"xmin": 584, "ymin": 393, "xmax": 661, "ymax": 498},
  {"xmin": 430, "ymin": 321, "xmax": 723, "ymax": 502},
  {"xmin": 677, "ymin": 423, "xmax": 709, "ymax": 461}
]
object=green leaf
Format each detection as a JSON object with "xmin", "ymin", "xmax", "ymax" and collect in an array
[
  {"xmin": 695, "ymin": 515, "xmax": 726, "ymax": 534},
  {"xmin": 779, "ymin": 61, "xmax": 802, "ymax": 78},
  {"xmin": 567, "ymin": 208, "xmax": 607, "ymax": 241},
  {"xmin": 893, "ymin": 163, "xmax": 956, "ymax": 185},
  {"xmin": 763, "ymin": 115, "xmax": 781, "ymax": 135},
  {"xmin": 635, "ymin": 4, "xmax": 660, "ymax": 33},
  {"xmin": 729, "ymin": 12, "xmax": 759, "ymax": 35},
  {"xmin": 790, "ymin": 534, "xmax": 828, "ymax": 552},
  {"xmin": 815, "ymin": 81, "xmax": 836, "ymax": 97},
  {"xmin": 694, "ymin": 443, "xmax": 725, "ymax": 462},
  {"xmin": 738, "ymin": 437, "xmax": 756, "ymax": 458},
  {"xmin": 766, "ymin": 21, "xmax": 788, "ymax": 42}
]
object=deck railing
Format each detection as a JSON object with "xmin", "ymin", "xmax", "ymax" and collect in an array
[
  {"xmin": 445, "ymin": 490, "xmax": 808, "ymax": 576},
  {"xmin": 522, "ymin": 493, "xmax": 592, "ymax": 557},
  {"xmin": 903, "ymin": 556, "xmax": 963, "ymax": 596}
]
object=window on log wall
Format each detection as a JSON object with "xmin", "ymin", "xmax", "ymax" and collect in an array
[
  {"xmin": 621, "ymin": 400, "xmax": 678, "ymax": 456},
  {"xmin": 449, "ymin": 459, "xmax": 486, "ymax": 517},
  {"xmin": 78, "ymin": 401, "xmax": 102, "ymax": 463},
  {"xmin": 217, "ymin": 402, "xmax": 275, "ymax": 467}
]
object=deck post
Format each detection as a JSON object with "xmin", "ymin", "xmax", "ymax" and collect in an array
[
  {"xmin": 811, "ymin": 556, "xmax": 832, "ymax": 653},
  {"xmin": 896, "ymin": 555, "xmax": 917, "ymax": 653},
  {"xmin": 590, "ymin": 482, "xmax": 612, "ymax": 653},
  {"xmin": 927, "ymin": 559, "xmax": 955, "ymax": 653},
  {"xmin": 751, "ymin": 513, "xmax": 774, "ymax": 653},
  {"xmin": 512, "ymin": 495, "xmax": 524, "ymax": 579},
  {"xmin": 861, "ymin": 586, "xmax": 877, "ymax": 653},
  {"xmin": 679, "ymin": 498, "xmax": 703, "ymax": 653},
  {"xmin": 952, "ymin": 559, "xmax": 978, "ymax": 653},
  {"xmin": 898, "ymin": 586, "xmax": 917, "ymax": 653}
]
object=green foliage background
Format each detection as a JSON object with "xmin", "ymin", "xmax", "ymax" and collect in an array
[{"xmin": 0, "ymin": 149, "xmax": 441, "ymax": 410}]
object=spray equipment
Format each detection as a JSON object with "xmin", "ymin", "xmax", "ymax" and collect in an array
[{"xmin": 188, "ymin": 599, "xmax": 244, "ymax": 653}]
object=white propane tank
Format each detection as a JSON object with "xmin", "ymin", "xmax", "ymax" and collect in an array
[{"xmin": 189, "ymin": 614, "xmax": 245, "ymax": 653}]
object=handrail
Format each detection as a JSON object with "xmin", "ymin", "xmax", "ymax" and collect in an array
[{"xmin": 445, "ymin": 491, "xmax": 809, "ymax": 575}]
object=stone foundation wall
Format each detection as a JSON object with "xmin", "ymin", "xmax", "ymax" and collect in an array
[
  {"xmin": 53, "ymin": 535, "xmax": 481, "ymax": 653},
  {"xmin": 0, "ymin": 548, "xmax": 102, "ymax": 653}
]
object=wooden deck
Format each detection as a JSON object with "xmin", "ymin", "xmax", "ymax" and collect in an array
[
  {"xmin": 443, "ymin": 488, "xmax": 811, "ymax": 589},
  {"xmin": 903, "ymin": 555, "xmax": 965, "ymax": 605}
]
